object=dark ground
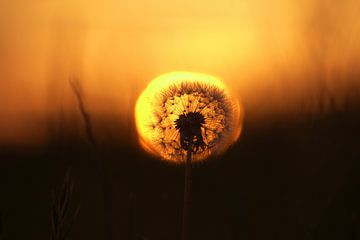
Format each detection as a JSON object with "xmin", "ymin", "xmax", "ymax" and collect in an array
[{"xmin": 1, "ymin": 98, "xmax": 360, "ymax": 240}]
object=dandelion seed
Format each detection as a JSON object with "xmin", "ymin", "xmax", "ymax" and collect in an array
[{"xmin": 135, "ymin": 71, "xmax": 243, "ymax": 163}]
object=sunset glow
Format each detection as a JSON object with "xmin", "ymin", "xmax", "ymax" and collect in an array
[
  {"xmin": 135, "ymin": 72, "xmax": 242, "ymax": 162},
  {"xmin": 0, "ymin": 0, "xmax": 359, "ymax": 147}
]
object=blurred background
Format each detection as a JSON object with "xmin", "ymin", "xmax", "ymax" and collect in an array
[{"xmin": 0, "ymin": 0, "xmax": 359, "ymax": 239}]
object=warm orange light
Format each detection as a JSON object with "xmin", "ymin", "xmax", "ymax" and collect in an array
[
  {"xmin": 1, "ymin": 0, "xmax": 360, "ymax": 147},
  {"xmin": 135, "ymin": 71, "xmax": 243, "ymax": 163}
]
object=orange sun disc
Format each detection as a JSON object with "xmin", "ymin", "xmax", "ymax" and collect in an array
[{"xmin": 135, "ymin": 71, "xmax": 243, "ymax": 163}]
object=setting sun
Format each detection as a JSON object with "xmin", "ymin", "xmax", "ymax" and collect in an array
[
  {"xmin": 1, "ymin": 0, "xmax": 360, "ymax": 239},
  {"xmin": 135, "ymin": 71, "xmax": 243, "ymax": 163}
]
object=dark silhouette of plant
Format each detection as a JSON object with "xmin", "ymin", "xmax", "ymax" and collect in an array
[
  {"xmin": 138, "ymin": 75, "xmax": 242, "ymax": 240},
  {"xmin": 175, "ymin": 112, "xmax": 206, "ymax": 152},
  {"xmin": 50, "ymin": 167, "xmax": 80, "ymax": 240},
  {"xmin": 174, "ymin": 110, "xmax": 206, "ymax": 240},
  {"xmin": 69, "ymin": 76, "xmax": 117, "ymax": 240},
  {"xmin": 69, "ymin": 77, "xmax": 96, "ymax": 149}
]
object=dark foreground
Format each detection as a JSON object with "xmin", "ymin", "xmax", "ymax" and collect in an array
[{"xmin": 1, "ymin": 102, "xmax": 360, "ymax": 240}]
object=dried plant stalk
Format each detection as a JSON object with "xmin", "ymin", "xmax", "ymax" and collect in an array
[
  {"xmin": 69, "ymin": 77, "xmax": 96, "ymax": 149},
  {"xmin": 69, "ymin": 77, "xmax": 112, "ymax": 240},
  {"xmin": 50, "ymin": 167, "xmax": 80, "ymax": 240}
]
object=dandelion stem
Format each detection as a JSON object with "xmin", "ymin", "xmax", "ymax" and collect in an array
[{"xmin": 181, "ymin": 144, "xmax": 192, "ymax": 240}]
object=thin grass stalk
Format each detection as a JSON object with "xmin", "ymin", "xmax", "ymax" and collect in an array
[
  {"xmin": 51, "ymin": 167, "xmax": 80, "ymax": 240},
  {"xmin": 69, "ymin": 77, "xmax": 114, "ymax": 240},
  {"xmin": 69, "ymin": 77, "xmax": 96, "ymax": 149}
]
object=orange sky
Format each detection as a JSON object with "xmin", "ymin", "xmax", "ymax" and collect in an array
[{"xmin": 1, "ymin": 0, "xmax": 360, "ymax": 147}]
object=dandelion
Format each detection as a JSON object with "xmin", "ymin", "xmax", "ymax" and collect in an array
[
  {"xmin": 135, "ymin": 72, "xmax": 243, "ymax": 240},
  {"xmin": 135, "ymin": 72, "xmax": 242, "ymax": 163}
]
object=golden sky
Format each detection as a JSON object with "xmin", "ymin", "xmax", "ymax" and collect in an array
[{"xmin": 0, "ymin": 0, "xmax": 359, "ymax": 147}]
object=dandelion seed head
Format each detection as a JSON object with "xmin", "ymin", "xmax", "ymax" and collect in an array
[{"xmin": 135, "ymin": 71, "xmax": 243, "ymax": 163}]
